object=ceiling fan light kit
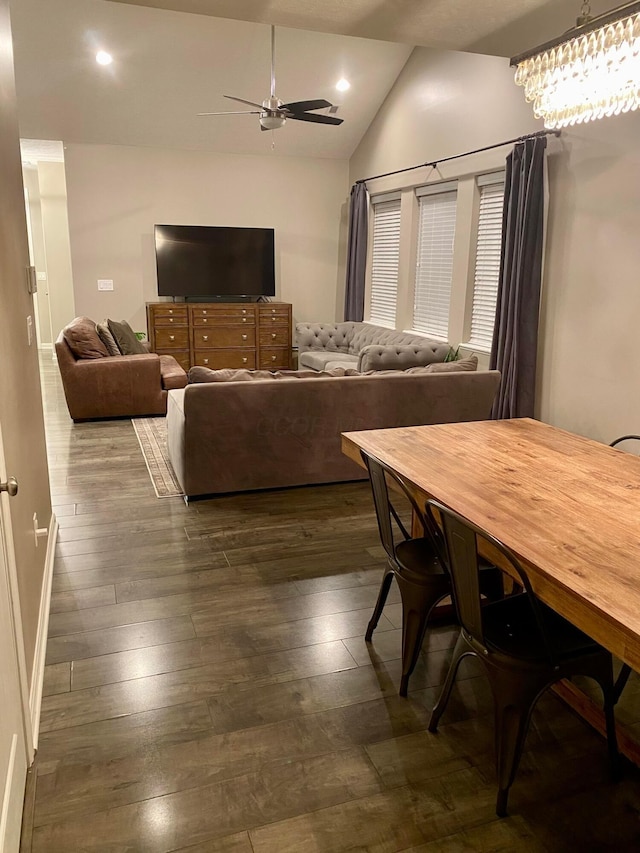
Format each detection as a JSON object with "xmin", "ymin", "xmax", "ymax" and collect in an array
[
  {"xmin": 511, "ymin": 0, "xmax": 640, "ymax": 128},
  {"xmin": 198, "ymin": 25, "xmax": 344, "ymax": 133}
]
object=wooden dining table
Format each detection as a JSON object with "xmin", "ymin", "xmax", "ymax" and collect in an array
[{"xmin": 342, "ymin": 417, "xmax": 640, "ymax": 757}]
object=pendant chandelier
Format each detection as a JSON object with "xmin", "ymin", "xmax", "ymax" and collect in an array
[{"xmin": 510, "ymin": 1, "xmax": 640, "ymax": 128}]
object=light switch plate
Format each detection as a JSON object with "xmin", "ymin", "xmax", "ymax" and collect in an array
[
  {"xmin": 36, "ymin": 271, "xmax": 47, "ymax": 281},
  {"xmin": 98, "ymin": 279, "xmax": 114, "ymax": 291}
]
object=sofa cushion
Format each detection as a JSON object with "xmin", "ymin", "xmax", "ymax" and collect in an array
[
  {"xmin": 96, "ymin": 320, "xmax": 121, "ymax": 356},
  {"xmin": 189, "ymin": 365, "xmax": 361, "ymax": 383},
  {"xmin": 159, "ymin": 355, "xmax": 188, "ymax": 390},
  {"xmin": 406, "ymin": 355, "xmax": 479, "ymax": 373},
  {"xmin": 63, "ymin": 317, "xmax": 109, "ymax": 359},
  {"xmin": 107, "ymin": 319, "xmax": 147, "ymax": 355},
  {"xmin": 299, "ymin": 351, "xmax": 359, "ymax": 371}
]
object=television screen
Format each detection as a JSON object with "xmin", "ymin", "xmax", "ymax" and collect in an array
[{"xmin": 154, "ymin": 224, "xmax": 275, "ymax": 299}]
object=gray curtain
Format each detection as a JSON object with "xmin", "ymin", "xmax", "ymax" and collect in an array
[
  {"xmin": 490, "ymin": 136, "xmax": 547, "ymax": 419},
  {"xmin": 344, "ymin": 182, "xmax": 368, "ymax": 321}
]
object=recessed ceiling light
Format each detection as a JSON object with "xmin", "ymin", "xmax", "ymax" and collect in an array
[
  {"xmin": 336, "ymin": 78, "xmax": 350, "ymax": 92},
  {"xmin": 96, "ymin": 51, "xmax": 113, "ymax": 66}
]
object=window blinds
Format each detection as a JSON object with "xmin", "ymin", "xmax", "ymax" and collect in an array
[
  {"xmin": 468, "ymin": 174, "xmax": 506, "ymax": 351},
  {"xmin": 369, "ymin": 197, "xmax": 401, "ymax": 328},
  {"xmin": 413, "ymin": 187, "xmax": 457, "ymax": 340}
]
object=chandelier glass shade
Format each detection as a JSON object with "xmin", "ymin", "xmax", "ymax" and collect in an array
[{"xmin": 511, "ymin": 2, "xmax": 640, "ymax": 129}]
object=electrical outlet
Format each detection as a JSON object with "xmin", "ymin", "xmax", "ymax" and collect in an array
[
  {"xmin": 27, "ymin": 315, "xmax": 33, "ymax": 346},
  {"xmin": 98, "ymin": 279, "xmax": 114, "ymax": 291}
]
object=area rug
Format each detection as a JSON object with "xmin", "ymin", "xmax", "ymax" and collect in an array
[{"xmin": 132, "ymin": 417, "xmax": 184, "ymax": 498}]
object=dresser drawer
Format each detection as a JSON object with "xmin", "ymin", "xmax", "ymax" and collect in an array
[
  {"xmin": 259, "ymin": 328, "xmax": 290, "ymax": 347},
  {"xmin": 194, "ymin": 350, "xmax": 256, "ymax": 369},
  {"xmin": 260, "ymin": 314, "xmax": 289, "ymax": 328},
  {"xmin": 259, "ymin": 348, "xmax": 290, "ymax": 370},
  {"xmin": 192, "ymin": 314, "xmax": 255, "ymax": 327},
  {"xmin": 150, "ymin": 306, "xmax": 188, "ymax": 324},
  {"xmin": 191, "ymin": 306, "xmax": 255, "ymax": 322},
  {"xmin": 155, "ymin": 328, "xmax": 189, "ymax": 349},
  {"xmin": 258, "ymin": 304, "xmax": 290, "ymax": 317},
  {"xmin": 193, "ymin": 327, "xmax": 256, "ymax": 348}
]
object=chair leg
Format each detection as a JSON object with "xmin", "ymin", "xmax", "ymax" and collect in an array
[
  {"xmin": 396, "ymin": 574, "xmax": 444, "ymax": 697},
  {"xmin": 488, "ymin": 670, "xmax": 546, "ymax": 818},
  {"xmin": 365, "ymin": 568, "xmax": 394, "ymax": 642},
  {"xmin": 584, "ymin": 655, "xmax": 621, "ymax": 779},
  {"xmin": 428, "ymin": 632, "xmax": 472, "ymax": 732},
  {"xmin": 613, "ymin": 663, "xmax": 632, "ymax": 704}
]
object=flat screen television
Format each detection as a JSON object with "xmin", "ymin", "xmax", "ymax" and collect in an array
[{"xmin": 154, "ymin": 224, "xmax": 275, "ymax": 300}]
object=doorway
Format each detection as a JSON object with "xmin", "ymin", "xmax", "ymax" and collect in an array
[{"xmin": 20, "ymin": 139, "xmax": 76, "ymax": 351}]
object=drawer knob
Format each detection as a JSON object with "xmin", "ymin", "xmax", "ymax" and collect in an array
[
  {"xmin": 202, "ymin": 335, "xmax": 209, "ymax": 342},
  {"xmin": 271, "ymin": 333, "xmax": 276, "ymax": 339},
  {"xmin": 169, "ymin": 309, "xmax": 173, "ymax": 314},
  {"xmin": 203, "ymin": 358, "xmax": 209, "ymax": 365},
  {"xmin": 203, "ymin": 318, "xmax": 208, "ymax": 324},
  {"xmin": 169, "ymin": 318, "xmax": 174, "ymax": 323},
  {"xmin": 242, "ymin": 318, "xmax": 247, "ymax": 323},
  {"xmin": 242, "ymin": 309, "xmax": 247, "ymax": 314},
  {"xmin": 242, "ymin": 357, "xmax": 248, "ymax": 364},
  {"xmin": 271, "ymin": 355, "xmax": 276, "ymax": 361},
  {"xmin": 242, "ymin": 334, "xmax": 247, "ymax": 340},
  {"xmin": 271, "ymin": 317, "xmax": 276, "ymax": 322},
  {"xmin": 271, "ymin": 309, "xmax": 276, "ymax": 313},
  {"xmin": 169, "ymin": 335, "xmax": 175, "ymax": 341},
  {"xmin": 203, "ymin": 310, "xmax": 207, "ymax": 315}
]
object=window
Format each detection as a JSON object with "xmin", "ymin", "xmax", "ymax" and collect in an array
[
  {"xmin": 369, "ymin": 195, "xmax": 401, "ymax": 328},
  {"xmin": 413, "ymin": 183, "xmax": 457, "ymax": 340},
  {"xmin": 467, "ymin": 172, "xmax": 506, "ymax": 351}
]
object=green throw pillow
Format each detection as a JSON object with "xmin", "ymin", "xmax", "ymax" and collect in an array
[{"xmin": 107, "ymin": 319, "xmax": 147, "ymax": 355}]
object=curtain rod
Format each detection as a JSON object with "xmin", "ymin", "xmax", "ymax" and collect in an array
[{"xmin": 355, "ymin": 129, "xmax": 560, "ymax": 185}]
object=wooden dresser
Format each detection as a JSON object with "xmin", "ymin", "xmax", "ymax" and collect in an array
[{"xmin": 146, "ymin": 302, "xmax": 292, "ymax": 371}]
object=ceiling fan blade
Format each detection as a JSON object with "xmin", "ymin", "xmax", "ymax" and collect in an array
[
  {"xmin": 224, "ymin": 95, "xmax": 266, "ymax": 110},
  {"xmin": 287, "ymin": 112, "xmax": 344, "ymax": 125},
  {"xmin": 281, "ymin": 99, "xmax": 332, "ymax": 114},
  {"xmin": 197, "ymin": 110, "xmax": 261, "ymax": 116}
]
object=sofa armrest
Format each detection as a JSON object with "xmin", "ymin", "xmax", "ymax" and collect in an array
[
  {"xmin": 358, "ymin": 343, "xmax": 450, "ymax": 372},
  {"xmin": 295, "ymin": 323, "xmax": 348, "ymax": 353},
  {"xmin": 64, "ymin": 354, "xmax": 163, "ymax": 419}
]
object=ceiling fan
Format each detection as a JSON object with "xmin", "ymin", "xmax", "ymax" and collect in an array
[{"xmin": 197, "ymin": 25, "xmax": 344, "ymax": 132}]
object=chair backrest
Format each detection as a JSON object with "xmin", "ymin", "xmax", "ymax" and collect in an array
[
  {"xmin": 427, "ymin": 499, "xmax": 556, "ymax": 661},
  {"xmin": 362, "ymin": 450, "xmax": 442, "ymax": 560},
  {"xmin": 610, "ymin": 435, "xmax": 640, "ymax": 453}
]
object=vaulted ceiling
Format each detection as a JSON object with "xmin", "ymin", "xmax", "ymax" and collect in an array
[{"xmin": 11, "ymin": 0, "xmax": 613, "ymax": 160}]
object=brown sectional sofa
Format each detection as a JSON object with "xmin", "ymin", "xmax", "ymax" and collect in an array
[
  {"xmin": 56, "ymin": 331, "xmax": 187, "ymax": 421},
  {"xmin": 166, "ymin": 368, "xmax": 501, "ymax": 499}
]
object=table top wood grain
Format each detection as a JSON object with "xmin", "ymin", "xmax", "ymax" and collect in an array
[{"xmin": 342, "ymin": 418, "xmax": 640, "ymax": 670}]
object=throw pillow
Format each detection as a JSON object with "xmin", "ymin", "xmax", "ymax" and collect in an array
[
  {"xmin": 96, "ymin": 320, "xmax": 121, "ymax": 356},
  {"xmin": 63, "ymin": 316, "xmax": 109, "ymax": 359},
  {"xmin": 107, "ymin": 319, "xmax": 147, "ymax": 355},
  {"xmin": 406, "ymin": 355, "xmax": 479, "ymax": 374}
]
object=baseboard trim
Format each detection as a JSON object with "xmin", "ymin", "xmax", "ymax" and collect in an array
[{"xmin": 29, "ymin": 512, "xmax": 58, "ymax": 749}]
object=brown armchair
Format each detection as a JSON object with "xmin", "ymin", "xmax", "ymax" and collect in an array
[{"xmin": 56, "ymin": 333, "xmax": 187, "ymax": 421}]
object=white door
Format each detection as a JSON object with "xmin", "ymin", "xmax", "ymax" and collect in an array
[{"xmin": 0, "ymin": 428, "xmax": 28, "ymax": 853}]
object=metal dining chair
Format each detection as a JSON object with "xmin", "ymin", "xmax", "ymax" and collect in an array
[
  {"xmin": 426, "ymin": 499, "xmax": 619, "ymax": 817},
  {"xmin": 362, "ymin": 451, "xmax": 503, "ymax": 696}
]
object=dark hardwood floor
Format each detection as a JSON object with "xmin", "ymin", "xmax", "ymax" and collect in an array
[{"xmin": 20, "ymin": 355, "xmax": 640, "ymax": 851}]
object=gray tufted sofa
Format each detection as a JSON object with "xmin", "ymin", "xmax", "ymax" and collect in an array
[{"xmin": 296, "ymin": 322, "xmax": 450, "ymax": 372}]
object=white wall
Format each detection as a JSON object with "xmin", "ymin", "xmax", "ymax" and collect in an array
[
  {"xmin": 350, "ymin": 45, "xmax": 640, "ymax": 443},
  {"xmin": 38, "ymin": 161, "xmax": 75, "ymax": 341},
  {"xmin": 64, "ymin": 144, "xmax": 349, "ymax": 332}
]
